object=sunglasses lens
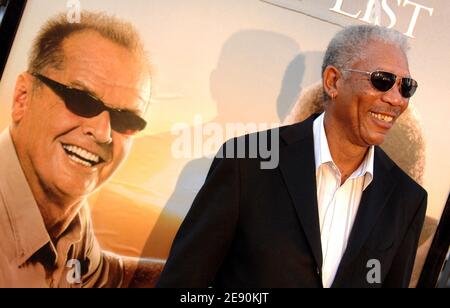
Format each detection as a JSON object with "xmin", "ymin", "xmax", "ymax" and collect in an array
[
  {"xmin": 400, "ymin": 78, "xmax": 418, "ymax": 98},
  {"xmin": 64, "ymin": 89, "xmax": 104, "ymax": 118},
  {"xmin": 371, "ymin": 71, "xmax": 396, "ymax": 92},
  {"xmin": 370, "ymin": 71, "xmax": 418, "ymax": 98},
  {"xmin": 110, "ymin": 110, "xmax": 147, "ymax": 135},
  {"xmin": 34, "ymin": 73, "xmax": 147, "ymax": 135},
  {"xmin": 64, "ymin": 89, "xmax": 146, "ymax": 135}
]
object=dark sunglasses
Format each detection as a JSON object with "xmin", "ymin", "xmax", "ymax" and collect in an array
[
  {"xmin": 32, "ymin": 73, "xmax": 147, "ymax": 135},
  {"xmin": 343, "ymin": 69, "xmax": 418, "ymax": 98}
]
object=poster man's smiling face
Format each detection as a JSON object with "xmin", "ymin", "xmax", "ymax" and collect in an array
[{"xmin": 12, "ymin": 30, "xmax": 151, "ymax": 201}]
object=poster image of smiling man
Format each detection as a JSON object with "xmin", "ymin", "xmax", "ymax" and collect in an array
[{"xmin": 0, "ymin": 11, "xmax": 164, "ymax": 288}]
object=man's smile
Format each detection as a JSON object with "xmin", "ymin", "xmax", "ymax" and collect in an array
[
  {"xmin": 369, "ymin": 111, "xmax": 394, "ymax": 123},
  {"xmin": 62, "ymin": 143, "xmax": 105, "ymax": 168}
]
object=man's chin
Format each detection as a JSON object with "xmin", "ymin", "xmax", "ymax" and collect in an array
[
  {"xmin": 365, "ymin": 132, "xmax": 387, "ymax": 146},
  {"xmin": 54, "ymin": 179, "xmax": 98, "ymax": 203}
]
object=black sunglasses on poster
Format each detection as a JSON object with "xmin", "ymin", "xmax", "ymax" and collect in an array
[{"xmin": 32, "ymin": 73, "xmax": 147, "ymax": 135}]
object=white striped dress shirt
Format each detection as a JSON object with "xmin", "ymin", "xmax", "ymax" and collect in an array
[{"xmin": 313, "ymin": 113, "xmax": 374, "ymax": 288}]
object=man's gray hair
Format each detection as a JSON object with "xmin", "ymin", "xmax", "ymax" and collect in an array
[
  {"xmin": 28, "ymin": 11, "xmax": 149, "ymax": 75},
  {"xmin": 321, "ymin": 24, "xmax": 409, "ymax": 102}
]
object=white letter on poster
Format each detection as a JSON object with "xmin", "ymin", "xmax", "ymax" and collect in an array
[
  {"xmin": 403, "ymin": 0, "xmax": 434, "ymax": 38},
  {"xmin": 359, "ymin": 0, "xmax": 382, "ymax": 25},
  {"xmin": 66, "ymin": 0, "xmax": 81, "ymax": 24},
  {"xmin": 382, "ymin": 0, "xmax": 402, "ymax": 28},
  {"xmin": 359, "ymin": 0, "xmax": 402, "ymax": 28},
  {"xmin": 330, "ymin": 0, "xmax": 362, "ymax": 19}
]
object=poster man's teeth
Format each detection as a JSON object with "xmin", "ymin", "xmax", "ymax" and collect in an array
[
  {"xmin": 63, "ymin": 145, "xmax": 100, "ymax": 163},
  {"xmin": 68, "ymin": 155, "xmax": 93, "ymax": 167}
]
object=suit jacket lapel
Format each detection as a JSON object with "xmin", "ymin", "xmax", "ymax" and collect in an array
[
  {"xmin": 332, "ymin": 147, "xmax": 398, "ymax": 287},
  {"xmin": 279, "ymin": 115, "xmax": 323, "ymax": 270}
]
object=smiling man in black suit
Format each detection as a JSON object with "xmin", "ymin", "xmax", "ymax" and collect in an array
[{"xmin": 157, "ymin": 25, "xmax": 427, "ymax": 288}]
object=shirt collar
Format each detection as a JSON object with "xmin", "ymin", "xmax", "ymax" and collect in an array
[
  {"xmin": 313, "ymin": 113, "xmax": 333, "ymax": 171},
  {"xmin": 313, "ymin": 113, "xmax": 374, "ymax": 189},
  {"xmin": 0, "ymin": 129, "xmax": 83, "ymax": 266}
]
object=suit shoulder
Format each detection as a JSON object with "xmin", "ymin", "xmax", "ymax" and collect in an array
[
  {"xmin": 227, "ymin": 114, "xmax": 317, "ymax": 150},
  {"xmin": 230, "ymin": 122, "xmax": 305, "ymax": 150},
  {"xmin": 219, "ymin": 125, "xmax": 284, "ymax": 158},
  {"xmin": 377, "ymin": 147, "xmax": 427, "ymax": 199}
]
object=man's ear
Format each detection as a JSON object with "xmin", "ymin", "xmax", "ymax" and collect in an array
[
  {"xmin": 12, "ymin": 73, "xmax": 33, "ymax": 123},
  {"xmin": 322, "ymin": 65, "xmax": 341, "ymax": 100}
]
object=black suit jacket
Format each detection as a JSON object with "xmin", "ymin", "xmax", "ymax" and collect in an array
[{"xmin": 157, "ymin": 115, "xmax": 427, "ymax": 288}]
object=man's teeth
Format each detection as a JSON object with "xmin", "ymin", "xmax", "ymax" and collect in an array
[
  {"xmin": 370, "ymin": 112, "xmax": 394, "ymax": 123},
  {"xmin": 68, "ymin": 154, "xmax": 93, "ymax": 167},
  {"xmin": 63, "ymin": 144, "xmax": 100, "ymax": 166}
]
